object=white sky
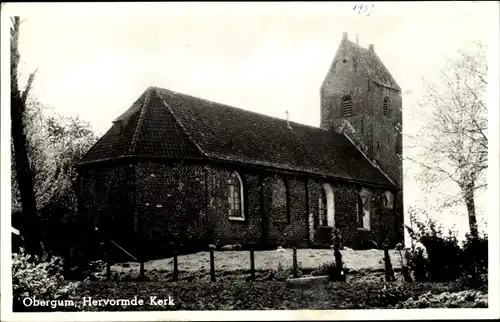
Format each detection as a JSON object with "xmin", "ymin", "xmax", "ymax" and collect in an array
[{"xmin": 3, "ymin": 2, "xmax": 499, "ymax": 239}]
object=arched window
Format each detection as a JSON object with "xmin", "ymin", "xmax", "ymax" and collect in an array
[
  {"xmin": 271, "ymin": 176, "xmax": 290, "ymax": 223},
  {"xmin": 383, "ymin": 97, "xmax": 391, "ymax": 117},
  {"xmin": 319, "ymin": 183, "xmax": 335, "ymax": 227},
  {"xmin": 383, "ymin": 191, "xmax": 394, "ymax": 209},
  {"xmin": 356, "ymin": 194, "xmax": 364, "ymax": 228},
  {"xmin": 358, "ymin": 188, "xmax": 371, "ymax": 230},
  {"xmin": 318, "ymin": 188, "xmax": 328, "ymax": 226},
  {"xmin": 227, "ymin": 172, "xmax": 244, "ymax": 221},
  {"xmin": 342, "ymin": 95, "xmax": 353, "ymax": 117}
]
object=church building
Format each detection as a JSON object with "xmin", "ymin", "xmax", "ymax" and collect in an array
[{"xmin": 75, "ymin": 32, "xmax": 404, "ymax": 259}]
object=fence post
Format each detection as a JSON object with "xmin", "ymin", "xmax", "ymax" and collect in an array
[
  {"xmin": 383, "ymin": 243, "xmax": 395, "ymax": 282},
  {"xmin": 292, "ymin": 247, "xmax": 298, "ymax": 278},
  {"xmin": 106, "ymin": 258, "xmax": 111, "ymax": 281},
  {"xmin": 333, "ymin": 228, "xmax": 346, "ymax": 282},
  {"xmin": 210, "ymin": 250, "xmax": 216, "ymax": 282},
  {"xmin": 173, "ymin": 252, "xmax": 179, "ymax": 282},
  {"xmin": 250, "ymin": 248, "xmax": 255, "ymax": 281},
  {"xmin": 139, "ymin": 260, "xmax": 145, "ymax": 281}
]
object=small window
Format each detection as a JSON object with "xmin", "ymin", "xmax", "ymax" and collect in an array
[
  {"xmin": 358, "ymin": 189, "xmax": 371, "ymax": 231},
  {"xmin": 112, "ymin": 121, "xmax": 123, "ymax": 135},
  {"xmin": 228, "ymin": 172, "xmax": 244, "ymax": 221},
  {"xmin": 319, "ymin": 189, "xmax": 328, "ymax": 226},
  {"xmin": 342, "ymin": 95, "xmax": 352, "ymax": 117},
  {"xmin": 383, "ymin": 97, "xmax": 391, "ymax": 117},
  {"xmin": 356, "ymin": 195, "xmax": 364, "ymax": 228},
  {"xmin": 383, "ymin": 191, "xmax": 394, "ymax": 209},
  {"xmin": 285, "ymin": 180, "xmax": 291, "ymax": 224}
]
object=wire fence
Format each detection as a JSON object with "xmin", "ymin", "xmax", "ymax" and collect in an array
[{"xmin": 104, "ymin": 246, "xmax": 401, "ymax": 282}]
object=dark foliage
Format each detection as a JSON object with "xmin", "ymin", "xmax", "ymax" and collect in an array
[{"xmin": 405, "ymin": 211, "xmax": 488, "ymax": 284}]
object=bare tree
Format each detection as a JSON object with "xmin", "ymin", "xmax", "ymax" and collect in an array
[
  {"xmin": 406, "ymin": 41, "xmax": 488, "ymax": 238},
  {"xmin": 11, "ymin": 16, "xmax": 42, "ymax": 254}
]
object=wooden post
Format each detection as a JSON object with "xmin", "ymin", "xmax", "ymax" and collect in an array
[
  {"xmin": 383, "ymin": 244, "xmax": 395, "ymax": 282},
  {"xmin": 210, "ymin": 250, "xmax": 216, "ymax": 282},
  {"xmin": 173, "ymin": 252, "xmax": 179, "ymax": 282},
  {"xmin": 333, "ymin": 228, "xmax": 346, "ymax": 282},
  {"xmin": 106, "ymin": 258, "xmax": 111, "ymax": 281},
  {"xmin": 140, "ymin": 260, "xmax": 145, "ymax": 280},
  {"xmin": 250, "ymin": 248, "xmax": 255, "ymax": 281},
  {"xmin": 292, "ymin": 247, "xmax": 298, "ymax": 278}
]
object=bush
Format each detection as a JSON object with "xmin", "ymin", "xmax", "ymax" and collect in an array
[
  {"xmin": 405, "ymin": 209, "xmax": 488, "ymax": 284},
  {"xmin": 12, "ymin": 249, "xmax": 80, "ymax": 312},
  {"xmin": 394, "ymin": 290, "xmax": 488, "ymax": 308},
  {"xmin": 273, "ymin": 262, "xmax": 303, "ymax": 281},
  {"xmin": 377, "ymin": 283, "xmax": 408, "ymax": 306},
  {"xmin": 405, "ymin": 247, "xmax": 427, "ymax": 282},
  {"xmin": 460, "ymin": 233, "xmax": 488, "ymax": 286}
]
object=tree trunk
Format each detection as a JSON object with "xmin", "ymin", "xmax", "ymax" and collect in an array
[
  {"xmin": 463, "ymin": 182, "xmax": 478, "ymax": 239},
  {"xmin": 11, "ymin": 16, "xmax": 42, "ymax": 255},
  {"xmin": 11, "ymin": 94, "xmax": 42, "ymax": 255}
]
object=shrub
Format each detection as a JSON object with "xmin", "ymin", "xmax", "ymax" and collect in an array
[
  {"xmin": 460, "ymin": 233, "xmax": 488, "ymax": 286},
  {"xmin": 405, "ymin": 208, "xmax": 488, "ymax": 284},
  {"xmin": 377, "ymin": 283, "xmax": 408, "ymax": 306},
  {"xmin": 12, "ymin": 249, "xmax": 80, "ymax": 312},
  {"xmin": 394, "ymin": 290, "xmax": 488, "ymax": 308},
  {"xmin": 273, "ymin": 262, "xmax": 303, "ymax": 281}
]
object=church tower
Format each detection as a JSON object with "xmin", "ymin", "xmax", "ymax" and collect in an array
[{"xmin": 320, "ymin": 32, "xmax": 403, "ymax": 190}]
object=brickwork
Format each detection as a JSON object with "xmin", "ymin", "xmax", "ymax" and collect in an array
[
  {"xmin": 78, "ymin": 162, "xmax": 135, "ymax": 257},
  {"xmin": 207, "ymin": 166, "xmax": 262, "ymax": 246},
  {"xmin": 79, "ymin": 160, "xmax": 401, "ymax": 257},
  {"xmin": 262, "ymin": 175, "xmax": 308, "ymax": 247},
  {"xmin": 134, "ymin": 161, "xmax": 206, "ymax": 258}
]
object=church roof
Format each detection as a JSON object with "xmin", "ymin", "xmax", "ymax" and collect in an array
[
  {"xmin": 76, "ymin": 87, "xmax": 395, "ymax": 188},
  {"xmin": 340, "ymin": 39, "xmax": 400, "ymax": 91}
]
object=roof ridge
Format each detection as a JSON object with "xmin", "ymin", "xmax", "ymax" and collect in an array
[
  {"xmin": 153, "ymin": 86, "xmax": 326, "ymax": 132},
  {"xmin": 153, "ymin": 87, "xmax": 209, "ymax": 158},
  {"xmin": 345, "ymin": 40, "xmax": 401, "ymax": 91},
  {"xmin": 341, "ymin": 132, "xmax": 396, "ymax": 186},
  {"xmin": 128, "ymin": 88, "xmax": 152, "ymax": 155}
]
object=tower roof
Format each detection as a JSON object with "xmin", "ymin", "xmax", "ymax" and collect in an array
[{"xmin": 330, "ymin": 35, "xmax": 401, "ymax": 91}]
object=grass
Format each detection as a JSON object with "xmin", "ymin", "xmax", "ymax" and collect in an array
[{"xmin": 111, "ymin": 248, "xmax": 402, "ymax": 279}]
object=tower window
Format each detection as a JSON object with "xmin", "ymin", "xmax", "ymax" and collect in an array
[
  {"xmin": 383, "ymin": 97, "xmax": 391, "ymax": 117},
  {"xmin": 342, "ymin": 95, "xmax": 352, "ymax": 117}
]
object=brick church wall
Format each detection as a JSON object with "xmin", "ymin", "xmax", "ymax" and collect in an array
[
  {"xmin": 262, "ymin": 175, "xmax": 308, "ymax": 248},
  {"xmin": 78, "ymin": 162, "xmax": 134, "ymax": 258},
  {"xmin": 79, "ymin": 160, "xmax": 400, "ymax": 259},
  {"xmin": 134, "ymin": 161, "xmax": 206, "ymax": 259},
  {"xmin": 207, "ymin": 166, "xmax": 262, "ymax": 246}
]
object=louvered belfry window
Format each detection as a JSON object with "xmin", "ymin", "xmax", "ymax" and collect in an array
[
  {"xmin": 383, "ymin": 97, "xmax": 391, "ymax": 117},
  {"xmin": 342, "ymin": 95, "xmax": 352, "ymax": 117}
]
